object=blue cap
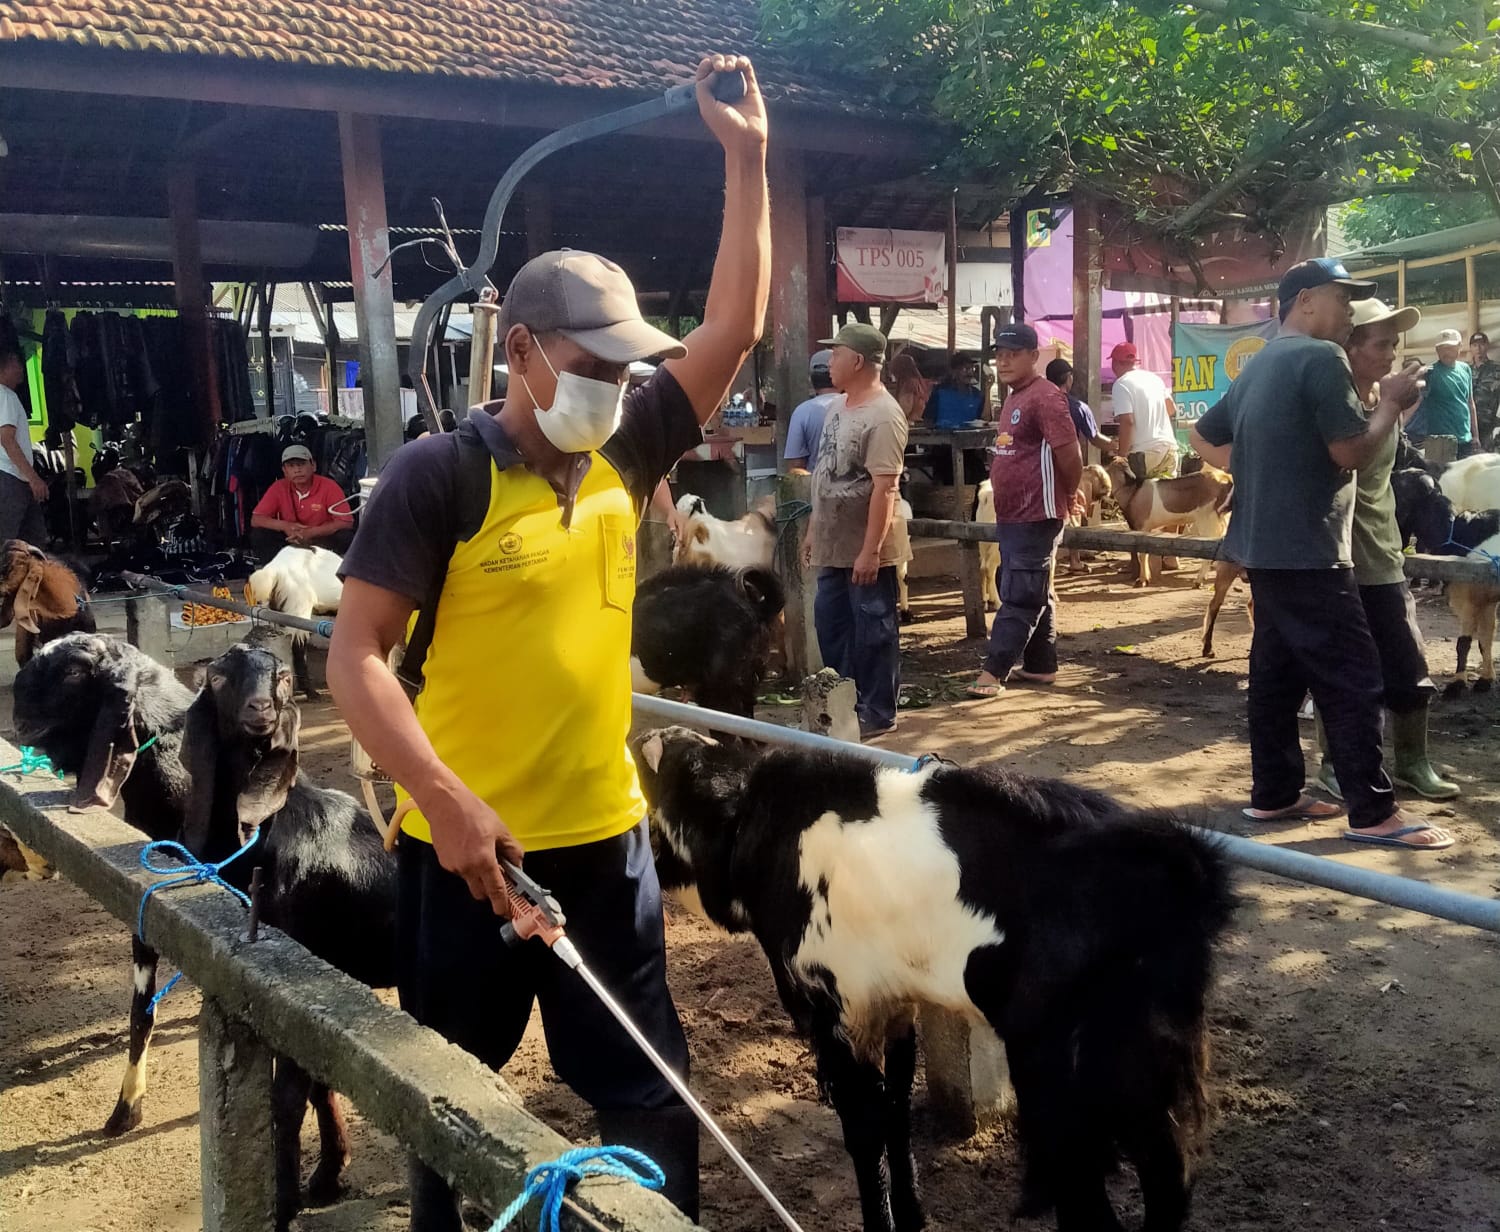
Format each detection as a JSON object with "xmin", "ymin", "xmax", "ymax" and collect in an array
[
  {"xmin": 1277, "ymin": 257, "xmax": 1376, "ymax": 306},
  {"xmin": 994, "ymin": 322, "xmax": 1039, "ymax": 351}
]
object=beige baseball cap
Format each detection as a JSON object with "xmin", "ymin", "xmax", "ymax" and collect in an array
[
  {"xmin": 497, "ymin": 250, "xmax": 687, "ymax": 363},
  {"xmin": 1350, "ymin": 298, "xmax": 1420, "ymax": 333}
]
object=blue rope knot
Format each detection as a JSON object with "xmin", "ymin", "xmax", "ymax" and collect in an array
[
  {"xmin": 135, "ymin": 832, "xmax": 259, "ymax": 1016},
  {"xmin": 314, "ymin": 618, "xmax": 335, "ymax": 639},
  {"xmin": 1440, "ymin": 536, "xmax": 1500, "ymax": 580},
  {"xmin": 0, "ymin": 746, "xmax": 65, "ymax": 778},
  {"xmin": 488, "ymin": 1145, "xmax": 665, "ymax": 1232}
]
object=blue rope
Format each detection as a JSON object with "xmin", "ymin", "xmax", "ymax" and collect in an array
[
  {"xmin": 0, "ymin": 746, "xmax": 65, "ymax": 778},
  {"xmin": 1440, "ymin": 535, "xmax": 1500, "ymax": 579},
  {"xmin": 135, "ymin": 831, "xmax": 259, "ymax": 1017},
  {"xmin": 314, "ymin": 618, "xmax": 335, "ymax": 639},
  {"xmin": 487, "ymin": 1146, "xmax": 664, "ymax": 1232}
]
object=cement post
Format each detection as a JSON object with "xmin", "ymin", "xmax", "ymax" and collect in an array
[
  {"xmin": 776, "ymin": 471, "xmax": 821, "ymax": 680},
  {"xmin": 919, "ymin": 1007, "xmax": 1015, "ymax": 1136},
  {"xmin": 125, "ymin": 594, "xmax": 174, "ymax": 662},
  {"xmin": 800, "ymin": 668, "xmax": 859, "ymax": 744},
  {"xmin": 199, "ymin": 997, "xmax": 277, "ymax": 1232}
]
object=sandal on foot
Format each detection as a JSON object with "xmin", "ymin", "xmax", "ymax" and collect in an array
[
  {"xmin": 965, "ymin": 681, "xmax": 1005, "ymax": 699},
  {"xmin": 1343, "ymin": 824, "xmax": 1455, "ymax": 850},
  {"xmin": 1242, "ymin": 794, "xmax": 1345, "ymax": 822}
]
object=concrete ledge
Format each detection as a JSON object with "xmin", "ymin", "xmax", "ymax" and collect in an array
[{"xmin": 0, "ymin": 743, "xmax": 699, "ymax": 1232}]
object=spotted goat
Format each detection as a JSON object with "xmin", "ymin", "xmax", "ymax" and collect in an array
[{"xmin": 634, "ymin": 727, "xmax": 1235, "ymax": 1232}]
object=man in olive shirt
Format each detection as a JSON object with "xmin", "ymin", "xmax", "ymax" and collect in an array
[
  {"xmin": 1310, "ymin": 298, "xmax": 1457, "ymax": 805},
  {"xmin": 1471, "ymin": 330, "xmax": 1499, "ymax": 450},
  {"xmin": 1191, "ymin": 258, "xmax": 1452, "ymax": 850},
  {"xmin": 802, "ymin": 323, "xmax": 911, "ymax": 738}
]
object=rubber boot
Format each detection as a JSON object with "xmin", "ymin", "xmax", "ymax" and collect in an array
[
  {"xmin": 596, "ymin": 1104, "xmax": 701, "ymax": 1221},
  {"xmin": 1391, "ymin": 705, "xmax": 1460, "ymax": 800},
  {"xmin": 1312, "ymin": 709, "xmax": 1342, "ymax": 800}
]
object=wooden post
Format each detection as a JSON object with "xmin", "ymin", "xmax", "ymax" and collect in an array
[
  {"xmin": 198, "ymin": 997, "xmax": 277, "ymax": 1232},
  {"xmin": 1466, "ymin": 255, "xmax": 1480, "ymax": 343},
  {"xmin": 947, "ymin": 190, "xmax": 959, "ymax": 356},
  {"xmin": 338, "ymin": 112, "xmax": 403, "ymax": 470},
  {"xmin": 320, "ymin": 284, "xmax": 341, "ymax": 411},
  {"xmin": 1397, "ymin": 259, "xmax": 1408, "ymax": 364},
  {"xmin": 768, "ymin": 148, "xmax": 811, "ymax": 469},
  {"xmin": 1072, "ymin": 191, "xmax": 1104, "ymax": 412},
  {"xmin": 952, "ymin": 438, "xmax": 984, "ymax": 638},
  {"xmin": 806, "ymin": 194, "xmax": 831, "ymax": 355},
  {"xmin": 777, "ymin": 471, "xmax": 821, "ymax": 680},
  {"xmin": 168, "ymin": 163, "xmax": 221, "ymax": 445},
  {"xmin": 257, "ymin": 282, "xmax": 274, "ymax": 418}
]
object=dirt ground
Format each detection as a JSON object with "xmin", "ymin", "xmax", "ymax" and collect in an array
[{"xmin": 2, "ymin": 564, "xmax": 1498, "ymax": 1231}]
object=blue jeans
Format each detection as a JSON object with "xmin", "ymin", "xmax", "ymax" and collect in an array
[
  {"xmin": 815, "ymin": 565, "xmax": 901, "ymax": 728},
  {"xmin": 982, "ymin": 519, "xmax": 1063, "ymax": 679}
]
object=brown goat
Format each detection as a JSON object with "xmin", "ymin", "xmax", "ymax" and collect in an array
[
  {"xmin": 0, "ymin": 540, "xmax": 96, "ymax": 665},
  {"xmin": 1201, "ymin": 559, "xmax": 1252, "ymax": 657},
  {"xmin": 1103, "ymin": 459, "xmax": 1234, "ymax": 587}
]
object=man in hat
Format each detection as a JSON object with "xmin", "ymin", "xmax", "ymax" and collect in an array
[
  {"xmin": 1108, "ymin": 341, "xmax": 1178, "ymax": 479},
  {"xmin": 801, "ymin": 322, "xmax": 912, "ymax": 737},
  {"xmin": 1468, "ymin": 330, "xmax": 1498, "ymax": 451},
  {"xmin": 327, "ymin": 55, "xmax": 769, "ymax": 1226},
  {"xmin": 249, "ymin": 443, "xmax": 355, "ymax": 559},
  {"xmin": 783, "ymin": 347, "xmax": 838, "ymax": 471},
  {"xmin": 966, "ymin": 323, "xmax": 1082, "ymax": 698},
  {"xmin": 1191, "ymin": 258, "xmax": 1452, "ymax": 850},
  {"xmin": 1407, "ymin": 327, "xmax": 1479, "ymax": 455}
]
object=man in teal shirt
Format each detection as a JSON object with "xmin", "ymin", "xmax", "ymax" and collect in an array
[{"xmin": 1407, "ymin": 327, "xmax": 1480, "ymax": 454}]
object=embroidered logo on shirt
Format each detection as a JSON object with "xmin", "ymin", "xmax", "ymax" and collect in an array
[
  {"xmin": 622, "ymin": 534, "xmax": 635, "ymax": 560},
  {"xmin": 1010, "ymin": 408, "xmax": 1022, "ymax": 425}
]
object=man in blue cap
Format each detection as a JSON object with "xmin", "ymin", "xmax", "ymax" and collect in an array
[{"xmin": 1191, "ymin": 258, "xmax": 1453, "ymax": 851}]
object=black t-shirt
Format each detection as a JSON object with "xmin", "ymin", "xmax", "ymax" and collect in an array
[{"xmin": 339, "ymin": 366, "xmax": 700, "ymax": 605}]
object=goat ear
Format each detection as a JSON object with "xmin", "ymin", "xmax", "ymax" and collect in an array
[
  {"xmin": 179, "ymin": 690, "xmax": 221, "ymax": 853},
  {"xmin": 639, "ymin": 732, "xmax": 665, "ymax": 774},
  {"xmin": 235, "ymin": 702, "xmax": 300, "ymax": 835},
  {"xmin": 70, "ymin": 689, "xmax": 139, "ymax": 812}
]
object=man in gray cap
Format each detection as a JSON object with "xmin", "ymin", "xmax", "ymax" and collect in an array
[
  {"xmin": 329, "ymin": 55, "xmax": 768, "ymax": 1227},
  {"xmin": 783, "ymin": 347, "xmax": 837, "ymax": 471},
  {"xmin": 249, "ymin": 442, "xmax": 355, "ymax": 558},
  {"xmin": 801, "ymin": 321, "xmax": 912, "ymax": 738}
]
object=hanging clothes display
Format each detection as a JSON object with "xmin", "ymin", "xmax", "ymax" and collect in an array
[{"xmin": 1, "ymin": 306, "xmax": 35, "ymax": 419}]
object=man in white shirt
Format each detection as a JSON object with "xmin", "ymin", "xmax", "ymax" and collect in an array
[
  {"xmin": 0, "ymin": 346, "xmax": 49, "ymax": 546},
  {"xmin": 1110, "ymin": 342, "xmax": 1179, "ymax": 478}
]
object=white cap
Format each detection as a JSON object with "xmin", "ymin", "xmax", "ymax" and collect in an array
[{"xmin": 1436, "ymin": 328, "xmax": 1463, "ymax": 348}]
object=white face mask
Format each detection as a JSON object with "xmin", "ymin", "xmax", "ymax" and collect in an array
[{"xmin": 520, "ymin": 342, "xmax": 625, "ymax": 454}]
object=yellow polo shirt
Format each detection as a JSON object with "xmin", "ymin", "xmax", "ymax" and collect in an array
[{"xmin": 394, "ymin": 453, "xmax": 645, "ymax": 851}]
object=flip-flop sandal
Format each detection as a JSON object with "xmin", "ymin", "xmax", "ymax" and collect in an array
[
  {"xmin": 1241, "ymin": 795, "xmax": 1345, "ymax": 822},
  {"xmin": 965, "ymin": 682, "xmax": 1005, "ymax": 699},
  {"xmin": 1344, "ymin": 824, "xmax": 1455, "ymax": 850}
]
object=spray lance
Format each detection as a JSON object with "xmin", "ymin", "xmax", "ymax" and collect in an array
[{"xmin": 496, "ymin": 857, "xmax": 807, "ymax": 1232}]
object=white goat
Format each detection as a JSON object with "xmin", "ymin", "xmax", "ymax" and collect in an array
[
  {"xmin": 976, "ymin": 480, "xmax": 999, "ymax": 610},
  {"xmin": 245, "ymin": 546, "xmax": 343, "ymax": 698},
  {"xmin": 1445, "ymin": 529, "xmax": 1500, "ymax": 693},
  {"xmin": 1439, "ymin": 452, "xmax": 1500, "ymax": 513}
]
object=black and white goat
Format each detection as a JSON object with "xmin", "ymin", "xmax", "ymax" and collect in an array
[
  {"xmin": 634, "ymin": 727, "xmax": 1235, "ymax": 1232},
  {"xmin": 12, "ymin": 636, "xmax": 395, "ymax": 1230},
  {"xmin": 631, "ymin": 564, "xmax": 785, "ymax": 717}
]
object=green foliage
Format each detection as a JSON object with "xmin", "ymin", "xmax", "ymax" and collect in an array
[
  {"xmin": 761, "ymin": 0, "xmax": 1500, "ymax": 242},
  {"xmin": 1339, "ymin": 193, "xmax": 1494, "ymax": 246}
]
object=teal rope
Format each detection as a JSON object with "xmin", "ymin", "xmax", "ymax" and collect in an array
[
  {"xmin": 488, "ymin": 1146, "xmax": 664, "ymax": 1232},
  {"xmin": 0, "ymin": 746, "xmax": 65, "ymax": 778}
]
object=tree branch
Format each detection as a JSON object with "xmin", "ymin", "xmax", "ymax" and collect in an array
[{"xmin": 1185, "ymin": 0, "xmax": 1487, "ymax": 62}]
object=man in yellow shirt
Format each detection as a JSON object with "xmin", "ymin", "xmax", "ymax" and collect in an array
[{"xmin": 328, "ymin": 55, "xmax": 769, "ymax": 1228}]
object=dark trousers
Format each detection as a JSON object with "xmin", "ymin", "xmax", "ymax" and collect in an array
[
  {"xmin": 1247, "ymin": 569, "xmax": 1396, "ymax": 828},
  {"xmin": 249, "ymin": 525, "xmax": 355, "ymax": 563},
  {"xmin": 982, "ymin": 519, "xmax": 1063, "ymax": 679},
  {"xmin": 1360, "ymin": 582, "xmax": 1435, "ymax": 714},
  {"xmin": 396, "ymin": 822, "xmax": 692, "ymax": 1227},
  {"xmin": 0, "ymin": 472, "xmax": 48, "ymax": 547},
  {"xmin": 815, "ymin": 565, "xmax": 901, "ymax": 728}
]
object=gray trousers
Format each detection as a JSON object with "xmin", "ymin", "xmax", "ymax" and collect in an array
[{"xmin": 0, "ymin": 472, "xmax": 47, "ymax": 547}]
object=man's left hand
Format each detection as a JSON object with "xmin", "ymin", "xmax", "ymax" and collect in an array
[
  {"xmin": 852, "ymin": 548, "xmax": 881, "ymax": 587},
  {"xmin": 694, "ymin": 55, "xmax": 767, "ymax": 155},
  {"xmin": 286, "ymin": 525, "xmax": 309, "ymax": 546}
]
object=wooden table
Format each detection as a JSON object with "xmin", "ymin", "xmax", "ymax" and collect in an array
[{"xmin": 906, "ymin": 426, "xmax": 998, "ymax": 637}]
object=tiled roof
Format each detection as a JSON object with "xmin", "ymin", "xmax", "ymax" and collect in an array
[{"xmin": 0, "ymin": 0, "xmax": 869, "ymax": 111}]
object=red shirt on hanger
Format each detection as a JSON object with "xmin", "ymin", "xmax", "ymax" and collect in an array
[{"xmin": 252, "ymin": 474, "xmax": 352, "ymax": 528}]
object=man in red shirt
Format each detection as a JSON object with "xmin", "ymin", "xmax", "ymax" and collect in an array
[
  {"xmin": 968, "ymin": 323, "xmax": 1082, "ymax": 697},
  {"xmin": 250, "ymin": 444, "xmax": 354, "ymax": 559}
]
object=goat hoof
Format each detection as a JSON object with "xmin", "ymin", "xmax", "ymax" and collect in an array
[
  {"xmin": 305, "ymin": 1162, "xmax": 348, "ymax": 1207},
  {"xmin": 102, "ymin": 1098, "xmax": 143, "ymax": 1137},
  {"xmin": 275, "ymin": 1197, "xmax": 301, "ymax": 1232},
  {"xmin": 1202, "ymin": 646, "xmax": 1216, "ymax": 659},
  {"xmin": 1475, "ymin": 679, "xmax": 1493, "ymax": 694},
  {"xmin": 891, "ymin": 1193, "xmax": 926, "ymax": 1232},
  {"xmin": 1442, "ymin": 680, "xmax": 1469, "ymax": 699}
]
